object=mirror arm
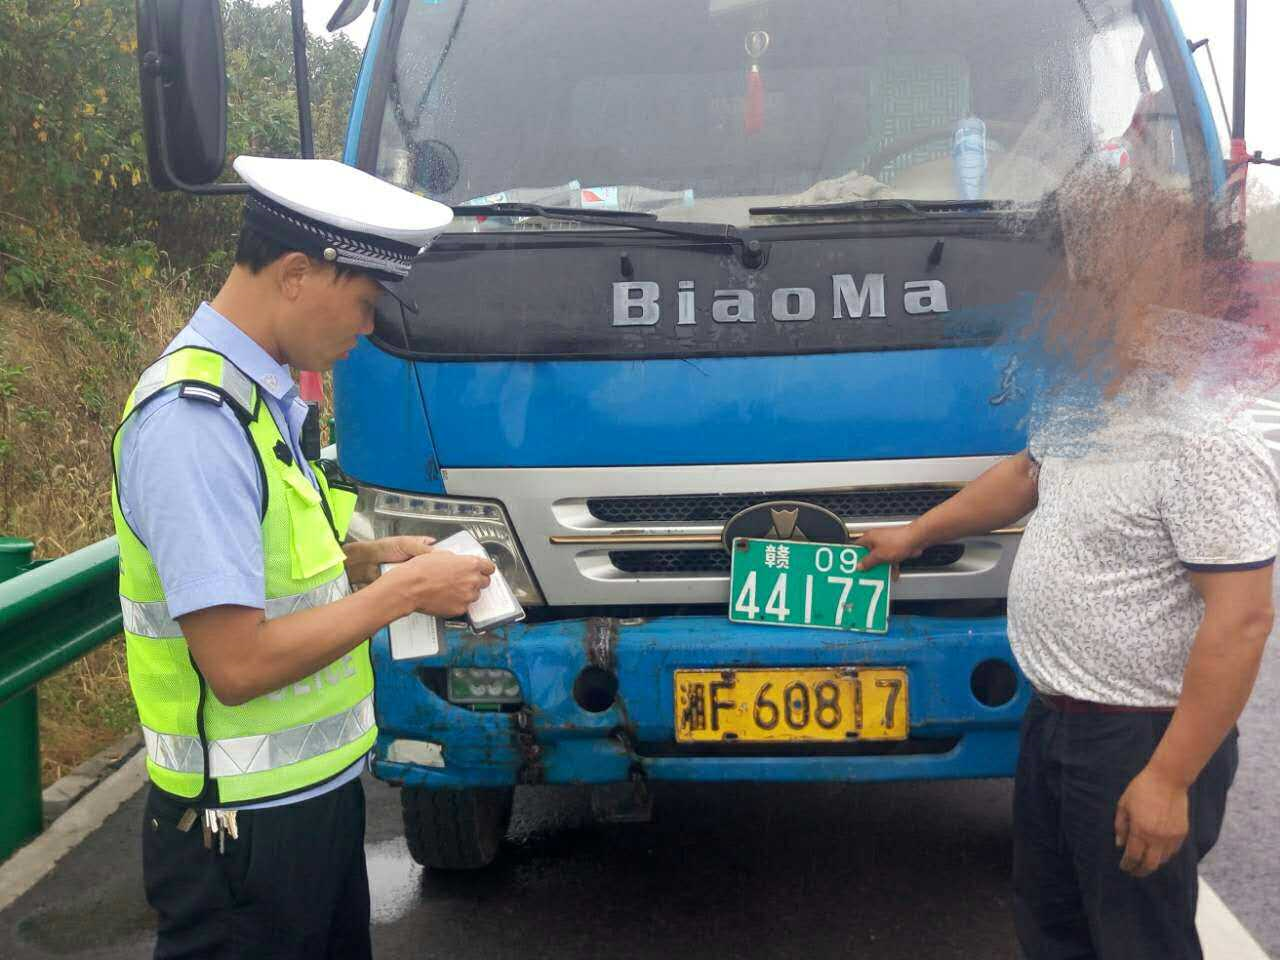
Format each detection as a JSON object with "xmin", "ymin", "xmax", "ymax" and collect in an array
[
  {"xmin": 290, "ymin": 0, "xmax": 315, "ymax": 159},
  {"xmin": 1232, "ymin": 0, "xmax": 1247, "ymax": 141},
  {"xmin": 1225, "ymin": 151, "xmax": 1279, "ymax": 175},
  {"xmin": 1187, "ymin": 38, "xmax": 1233, "ymax": 140},
  {"xmin": 144, "ymin": 63, "xmax": 247, "ymax": 195}
]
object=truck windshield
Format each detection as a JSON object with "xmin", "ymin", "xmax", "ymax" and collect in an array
[{"xmin": 369, "ymin": 0, "xmax": 1195, "ymax": 230}]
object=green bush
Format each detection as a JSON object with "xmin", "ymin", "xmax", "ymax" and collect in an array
[
  {"xmin": 0, "ymin": 0, "xmax": 363, "ymax": 327},
  {"xmin": 0, "ymin": 0, "xmax": 364, "ymax": 783}
]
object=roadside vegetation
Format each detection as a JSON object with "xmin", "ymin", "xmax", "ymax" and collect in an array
[{"xmin": 0, "ymin": 0, "xmax": 360, "ymax": 783}]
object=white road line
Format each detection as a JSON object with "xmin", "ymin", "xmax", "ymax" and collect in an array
[
  {"xmin": 0, "ymin": 750, "xmax": 148, "ymax": 912},
  {"xmin": 1200, "ymin": 879, "xmax": 1272, "ymax": 960}
]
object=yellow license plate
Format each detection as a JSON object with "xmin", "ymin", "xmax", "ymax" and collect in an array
[{"xmin": 674, "ymin": 667, "xmax": 908, "ymax": 743}]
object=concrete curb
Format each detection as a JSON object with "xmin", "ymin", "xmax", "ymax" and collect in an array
[
  {"xmin": 41, "ymin": 730, "xmax": 142, "ymax": 825},
  {"xmin": 0, "ymin": 750, "xmax": 148, "ymax": 912}
]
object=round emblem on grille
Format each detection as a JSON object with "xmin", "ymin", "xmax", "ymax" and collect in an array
[{"xmin": 721, "ymin": 500, "xmax": 847, "ymax": 553}]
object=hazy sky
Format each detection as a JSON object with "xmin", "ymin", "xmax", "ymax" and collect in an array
[
  {"xmin": 1173, "ymin": 0, "xmax": 1279, "ymax": 193},
  {"xmin": 302, "ymin": 0, "xmax": 1278, "ymax": 191}
]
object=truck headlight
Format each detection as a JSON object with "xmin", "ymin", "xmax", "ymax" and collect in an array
[{"xmin": 350, "ymin": 487, "xmax": 545, "ymax": 605}]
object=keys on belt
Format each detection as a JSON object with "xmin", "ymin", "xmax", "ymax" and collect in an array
[{"xmin": 176, "ymin": 807, "xmax": 239, "ymax": 853}]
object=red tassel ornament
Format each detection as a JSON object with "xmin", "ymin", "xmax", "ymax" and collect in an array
[
  {"xmin": 744, "ymin": 29, "xmax": 770, "ymax": 136},
  {"xmin": 745, "ymin": 63, "xmax": 764, "ymax": 136}
]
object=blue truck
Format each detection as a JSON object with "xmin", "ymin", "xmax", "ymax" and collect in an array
[{"xmin": 137, "ymin": 0, "xmax": 1264, "ymax": 868}]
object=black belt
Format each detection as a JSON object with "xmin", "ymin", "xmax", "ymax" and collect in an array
[{"xmin": 1036, "ymin": 691, "xmax": 1174, "ymax": 715}]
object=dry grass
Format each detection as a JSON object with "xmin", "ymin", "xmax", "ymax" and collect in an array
[{"xmin": 0, "ymin": 288, "xmax": 193, "ymax": 784}]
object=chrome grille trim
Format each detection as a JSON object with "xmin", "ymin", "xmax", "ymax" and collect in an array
[
  {"xmin": 609, "ymin": 543, "xmax": 966, "ymax": 575},
  {"xmin": 441, "ymin": 457, "xmax": 1023, "ymax": 605},
  {"xmin": 588, "ymin": 487, "xmax": 958, "ymax": 524}
]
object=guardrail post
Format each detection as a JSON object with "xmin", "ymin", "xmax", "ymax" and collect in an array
[{"xmin": 0, "ymin": 537, "xmax": 40, "ymax": 862}]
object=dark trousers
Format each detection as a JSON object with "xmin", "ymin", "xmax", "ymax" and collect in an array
[
  {"xmin": 142, "ymin": 777, "xmax": 371, "ymax": 960},
  {"xmin": 1013, "ymin": 696, "xmax": 1238, "ymax": 960}
]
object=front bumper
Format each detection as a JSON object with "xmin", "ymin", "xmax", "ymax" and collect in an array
[{"xmin": 371, "ymin": 614, "xmax": 1029, "ymax": 789}]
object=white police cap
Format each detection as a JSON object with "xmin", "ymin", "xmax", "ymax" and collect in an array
[{"xmin": 232, "ymin": 156, "xmax": 453, "ymax": 312}]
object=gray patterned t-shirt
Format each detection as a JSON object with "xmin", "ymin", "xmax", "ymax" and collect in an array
[{"xmin": 1008, "ymin": 400, "xmax": 1280, "ymax": 707}]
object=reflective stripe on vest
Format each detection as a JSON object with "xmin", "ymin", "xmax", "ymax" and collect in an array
[
  {"xmin": 131, "ymin": 350, "xmax": 256, "ymax": 413},
  {"xmin": 120, "ymin": 573, "xmax": 352, "ymax": 639},
  {"xmin": 143, "ymin": 693, "xmax": 375, "ymax": 777}
]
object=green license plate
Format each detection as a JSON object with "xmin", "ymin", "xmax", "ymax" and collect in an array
[{"xmin": 728, "ymin": 538, "xmax": 891, "ymax": 634}]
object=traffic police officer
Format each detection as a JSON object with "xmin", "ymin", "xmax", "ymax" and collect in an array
[{"xmin": 112, "ymin": 156, "xmax": 494, "ymax": 958}]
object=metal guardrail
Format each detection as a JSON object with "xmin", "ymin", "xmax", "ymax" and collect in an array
[{"xmin": 0, "ymin": 536, "xmax": 122, "ymax": 863}]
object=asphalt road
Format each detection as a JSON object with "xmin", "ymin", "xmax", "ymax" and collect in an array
[
  {"xmin": 3, "ymin": 774, "xmax": 1022, "ymax": 959},
  {"xmin": 1199, "ymin": 621, "xmax": 1280, "ymax": 954},
  {"xmin": 1, "ymin": 626, "xmax": 1274, "ymax": 960}
]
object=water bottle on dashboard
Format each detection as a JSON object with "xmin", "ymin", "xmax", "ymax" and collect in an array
[
  {"xmin": 462, "ymin": 179, "xmax": 583, "ymax": 208},
  {"xmin": 952, "ymin": 117, "xmax": 988, "ymax": 201},
  {"xmin": 580, "ymin": 185, "xmax": 695, "ymax": 214}
]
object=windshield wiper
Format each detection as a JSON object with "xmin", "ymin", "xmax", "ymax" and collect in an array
[
  {"xmin": 451, "ymin": 203, "xmax": 763, "ymax": 265},
  {"xmin": 749, "ymin": 198, "xmax": 1018, "ymax": 217},
  {"xmin": 454, "ymin": 203, "xmax": 659, "ymax": 221}
]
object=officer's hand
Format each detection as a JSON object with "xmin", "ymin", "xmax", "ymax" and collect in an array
[
  {"xmin": 855, "ymin": 526, "xmax": 923, "ymax": 580},
  {"xmin": 381, "ymin": 548, "xmax": 495, "ymax": 618},
  {"xmin": 344, "ymin": 536, "xmax": 435, "ymax": 585},
  {"xmin": 1114, "ymin": 766, "xmax": 1190, "ymax": 877}
]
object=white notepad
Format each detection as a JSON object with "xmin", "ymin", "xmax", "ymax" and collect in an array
[
  {"xmin": 386, "ymin": 608, "xmax": 442, "ymax": 660},
  {"xmin": 433, "ymin": 530, "xmax": 526, "ymax": 632},
  {"xmin": 379, "ymin": 563, "xmax": 443, "ymax": 660},
  {"xmin": 379, "ymin": 531, "xmax": 525, "ymax": 654}
]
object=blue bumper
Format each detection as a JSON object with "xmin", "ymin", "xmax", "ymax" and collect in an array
[{"xmin": 371, "ymin": 614, "xmax": 1029, "ymax": 789}]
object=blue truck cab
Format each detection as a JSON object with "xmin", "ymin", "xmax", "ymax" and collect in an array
[{"xmin": 328, "ymin": 0, "xmax": 1230, "ymax": 867}]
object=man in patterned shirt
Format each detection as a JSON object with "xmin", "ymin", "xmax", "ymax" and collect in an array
[
  {"xmin": 860, "ymin": 392, "xmax": 1276, "ymax": 957},
  {"xmin": 858, "ymin": 179, "xmax": 1278, "ymax": 958}
]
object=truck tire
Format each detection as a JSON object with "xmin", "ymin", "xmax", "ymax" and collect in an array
[{"xmin": 400, "ymin": 785, "xmax": 514, "ymax": 870}]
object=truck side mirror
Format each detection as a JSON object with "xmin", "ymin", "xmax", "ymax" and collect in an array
[{"xmin": 136, "ymin": 0, "xmax": 228, "ymax": 191}]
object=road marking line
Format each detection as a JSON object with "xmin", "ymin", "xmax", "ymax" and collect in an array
[
  {"xmin": 0, "ymin": 750, "xmax": 148, "ymax": 912},
  {"xmin": 1200, "ymin": 879, "xmax": 1272, "ymax": 960}
]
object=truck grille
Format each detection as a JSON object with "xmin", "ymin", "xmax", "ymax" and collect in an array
[
  {"xmin": 587, "ymin": 488, "xmax": 957, "ymax": 524},
  {"xmin": 442, "ymin": 457, "xmax": 1018, "ymax": 604},
  {"xmin": 609, "ymin": 543, "xmax": 965, "ymax": 575}
]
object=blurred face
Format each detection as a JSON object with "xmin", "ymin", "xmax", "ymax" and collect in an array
[
  {"xmin": 1040, "ymin": 172, "xmax": 1217, "ymax": 387},
  {"xmin": 279, "ymin": 260, "xmax": 381, "ymax": 372}
]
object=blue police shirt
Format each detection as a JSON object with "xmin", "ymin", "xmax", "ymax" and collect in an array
[{"xmin": 118, "ymin": 302, "xmax": 363, "ymax": 808}]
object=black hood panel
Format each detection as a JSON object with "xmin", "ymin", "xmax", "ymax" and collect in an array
[{"xmin": 373, "ymin": 225, "xmax": 1059, "ymax": 361}]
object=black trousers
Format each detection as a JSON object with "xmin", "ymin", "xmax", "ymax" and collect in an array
[
  {"xmin": 142, "ymin": 777, "xmax": 371, "ymax": 960},
  {"xmin": 1013, "ymin": 696, "xmax": 1238, "ymax": 960}
]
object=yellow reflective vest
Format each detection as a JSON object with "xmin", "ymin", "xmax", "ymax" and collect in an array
[{"xmin": 111, "ymin": 347, "xmax": 373, "ymax": 805}]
